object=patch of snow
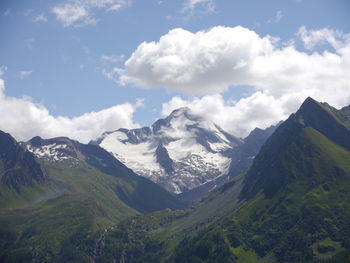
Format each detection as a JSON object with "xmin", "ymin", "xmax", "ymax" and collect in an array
[
  {"xmin": 166, "ymin": 138, "xmax": 201, "ymax": 160},
  {"xmin": 27, "ymin": 143, "xmax": 73, "ymax": 162},
  {"xmin": 208, "ymin": 141, "xmax": 230, "ymax": 152},
  {"xmin": 169, "ymin": 181, "xmax": 182, "ymax": 195},
  {"xmin": 100, "ymin": 133, "xmax": 165, "ymax": 182}
]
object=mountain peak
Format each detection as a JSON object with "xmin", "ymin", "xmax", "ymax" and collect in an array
[
  {"xmin": 298, "ymin": 97, "xmax": 336, "ymax": 118},
  {"xmin": 294, "ymin": 97, "xmax": 336, "ymax": 126},
  {"xmin": 152, "ymin": 107, "xmax": 203, "ymax": 133},
  {"xmin": 0, "ymin": 130, "xmax": 17, "ymax": 154},
  {"xmin": 169, "ymin": 107, "xmax": 191, "ymax": 117},
  {"xmin": 298, "ymin": 96, "xmax": 320, "ymax": 113},
  {"xmin": 303, "ymin": 96, "xmax": 317, "ymax": 104},
  {"xmin": 167, "ymin": 107, "xmax": 202, "ymax": 122}
]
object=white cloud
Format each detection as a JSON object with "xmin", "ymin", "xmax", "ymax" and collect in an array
[
  {"xmin": 297, "ymin": 26, "xmax": 350, "ymax": 50},
  {"xmin": 0, "ymin": 79, "xmax": 142, "ymax": 143},
  {"xmin": 52, "ymin": 4, "xmax": 95, "ymax": 27},
  {"xmin": 52, "ymin": 0, "xmax": 130, "ymax": 27},
  {"xmin": 182, "ymin": 0, "xmax": 215, "ymax": 15},
  {"xmin": 275, "ymin": 10, "xmax": 283, "ymax": 23},
  {"xmin": 0, "ymin": 65, "xmax": 8, "ymax": 77},
  {"xmin": 120, "ymin": 26, "xmax": 278, "ymax": 94},
  {"xmin": 19, "ymin": 70, "xmax": 33, "ymax": 79},
  {"xmin": 101, "ymin": 54, "xmax": 124, "ymax": 63},
  {"xmin": 102, "ymin": 68, "xmax": 123, "ymax": 83},
  {"xmin": 266, "ymin": 10, "xmax": 283, "ymax": 24},
  {"xmin": 107, "ymin": 3, "xmax": 125, "ymax": 12},
  {"xmin": 101, "ymin": 54, "xmax": 125, "ymax": 82},
  {"xmin": 120, "ymin": 25, "xmax": 350, "ymax": 137},
  {"xmin": 34, "ymin": 14, "xmax": 48, "ymax": 22}
]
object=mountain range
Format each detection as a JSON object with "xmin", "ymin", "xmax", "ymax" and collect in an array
[{"xmin": 1, "ymin": 97, "xmax": 350, "ymax": 262}]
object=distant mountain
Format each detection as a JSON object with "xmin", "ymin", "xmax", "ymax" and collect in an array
[
  {"xmin": 0, "ymin": 131, "xmax": 47, "ymax": 191},
  {"xmin": 94, "ymin": 107, "xmax": 243, "ymax": 194}
]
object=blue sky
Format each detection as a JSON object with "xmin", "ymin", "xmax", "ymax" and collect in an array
[{"xmin": 0, "ymin": 0, "xmax": 350, "ymax": 142}]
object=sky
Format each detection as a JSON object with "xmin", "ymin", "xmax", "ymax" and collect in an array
[{"xmin": 0, "ymin": 0, "xmax": 350, "ymax": 143}]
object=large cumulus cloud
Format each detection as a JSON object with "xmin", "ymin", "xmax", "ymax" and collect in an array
[{"xmin": 120, "ymin": 26, "xmax": 276, "ymax": 94}]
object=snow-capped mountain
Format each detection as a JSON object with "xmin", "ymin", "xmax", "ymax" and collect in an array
[{"xmin": 94, "ymin": 107, "xmax": 243, "ymax": 194}]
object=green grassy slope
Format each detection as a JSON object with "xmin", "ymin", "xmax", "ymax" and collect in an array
[
  {"xmin": 0, "ymin": 162, "xmax": 180, "ymax": 261},
  {"xmin": 157, "ymin": 126, "xmax": 350, "ymax": 263},
  {"xmin": 233, "ymin": 127, "xmax": 350, "ymax": 262},
  {"xmin": 0, "ymin": 160, "xmax": 139, "ymax": 262}
]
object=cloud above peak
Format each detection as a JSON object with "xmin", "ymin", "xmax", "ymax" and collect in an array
[{"xmin": 161, "ymin": 93, "xmax": 286, "ymax": 138}]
